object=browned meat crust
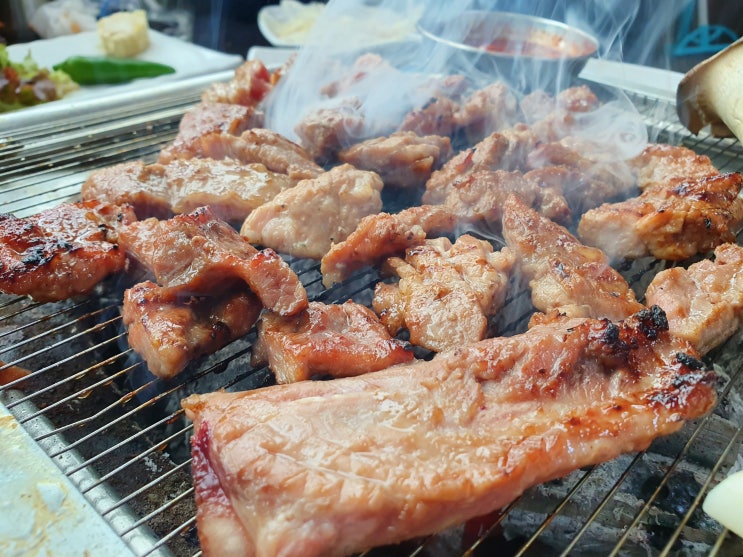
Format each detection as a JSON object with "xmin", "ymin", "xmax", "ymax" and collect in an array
[
  {"xmin": 200, "ymin": 59, "xmax": 274, "ymax": 107},
  {"xmin": 578, "ymin": 172, "xmax": 743, "ymax": 261},
  {"xmin": 240, "ymin": 164, "xmax": 384, "ymax": 259},
  {"xmin": 118, "ymin": 206, "xmax": 307, "ymax": 316},
  {"xmin": 645, "ymin": 242, "xmax": 743, "ymax": 354},
  {"xmin": 182, "ymin": 307, "xmax": 716, "ymax": 557},
  {"xmin": 251, "ymin": 300, "xmax": 414, "ymax": 384},
  {"xmin": 0, "ymin": 200, "xmax": 136, "ymax": 302},
  {"xmin": 629, "ymin": 143, "xmax": 718, "ymax": 191},
  {"xmin": 122, "ymin": 281, "xmax": 262, "ymax": 379},
  {"xmin": 337, "ymin": 131, "xmax": 452, "ymax": 189},
  {"xmin": 502, "ymin": 195, "xmax": 644, "ymax": 324},
  {"xmin": 372, "ymin": 235, "xmax": 514, "ymax": 352}
]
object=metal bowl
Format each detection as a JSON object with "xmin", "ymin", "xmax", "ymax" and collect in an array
[{"xmin": 416, "ymin": 10, "xmax": 599, "ymax": 91}]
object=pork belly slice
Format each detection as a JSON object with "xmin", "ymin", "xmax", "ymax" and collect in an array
[
  {"xmin": 182, "ymin": 307, "xmax": 717, "ymax": 557},
  {"xmin": 578, "ymin": 172, "xmax": 743, "ymax": 261},
  {"xmin": 194, "ymin": 128, "xmax": 324, "ymax": 181},
  {"xmin": 240, "ymin": 164, "xmax": 384, "ymax": 260},
  {"xmin": 0, "ymin": 201, "xmax": 136, "ymax": 302},
  {"xmin": 251, "ymin": 301, "xmax": 414, "ymax": 384},
  {"xmin": 629, "ymin": 143, "xmax": 718, "ymax": 191},
  {"xmin": 122, "ymin": 281, "xmax": 261, "ymax": 379},
  {"xmin": 373, "ymin": 235, "xmax": 514, "ymax": 352},
  {"xmin": 645, "ymin": 243, "xmax": 743, "ymax": 354},
  {"xmin": 83, "ymin": 159, "xmax": 294, "ymax": 223},
  {"xmin": 119, "ymin": 206, "xmax": 307, "ymax": 316},
  {"xmin": 423, "ymin": 124, "xmax": 539, "ymax": 204},
  {"xmin": 158, "ymin": 102, "xmax": 260, "ymax": 164},
  {"xmin": 201, "ymin": 59, "xmax": 274, "ymax": 107},
  {"xmin": 502, "ymin": 195, "xmax": 644, "ymax": 323},
  {"xmin": 319, "ymin": 205, "xmax": 457, "ymax": 287},
  {"xmin": 337, "ymin": 131, "xmax": 452, "ymax": 189}
]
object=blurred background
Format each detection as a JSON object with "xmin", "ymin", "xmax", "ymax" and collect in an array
[{"xmin": 1, "ymin": 0, "xmax": 742, "ymax": 73}]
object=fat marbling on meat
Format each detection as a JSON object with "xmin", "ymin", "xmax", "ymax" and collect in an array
[{"xmin": 182, "ymin": 307, "xmax": 716, "ymax": 557}]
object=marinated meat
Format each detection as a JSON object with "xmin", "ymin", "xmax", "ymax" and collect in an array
[
  {"xmin": 158, "ymin": 102, "xmax": 260, "ymax": 164},
  {"xmin": 240, "ymin": 165, "xmax": 384, "ymax": 259},
  {"xmin": 119, "ymin": 206, "xmax": 307, "ymax": 316},
  {"xmin": 373, "ymin": 235, "xmax": 514, "ymax": 352},
  {"xmin": 82, "ymin": 158, "xmax": 294, "ymax": 223},
  {"xmin": 578, "ymin": 172, "xmax": 743, "ymax": 261},
  {"xmin": 0, "ymin": 201, "xmax": 136, "ymax": 302},
  {"xmin": 629, "ymin": 143, "xmax": 718, "ymax": 191},
  {"xmin": 201, "ymin": 59, "xmax": 274, "ymax": 107},
  {"xmin": 645, "ymin": 243, "xmax": 743, "ymax": 354},
  {"xmin": 526, "ymin": 138, "xmax": 636, "ymax": 205},
  {"xmin": 522, "ymin": 167, "xmax": 575, "ymax": 224},
  {"xmin": 123, "ymin": 281, "xmax": 261, "ymax": 379},
  {"xmin": 182, "ymin": 307, "xmax": 716, "ymax": 557},
  {"xmin": 194, "ymin": 128, "xmax": 323, "ymax": 182},
  {"xmin": 320, "ymin": 205, "xmax": 457, "ymax": 287},
  {"xmin": 502, "ymin": 195, "xmax": 644, "ymax": 323},
  {"xmin": 455, "ymin": 81, "xmax": 521, "ymax": 143},
  {"xmin": 337, "ymin": 131, "xmax": 452, "ymax": 189},
  {"xmin": 423, "ymin": 125, "xmax": 539, "ymax": 204},
  {"xmin": 398, "ymin": 96, "xmax": 459, "ymax": 137},
  {"xmin": 82, "ymin": 161, "xmax": 172, "ymax": 220},
  {"xmin": 251, "ymin": 301, "xmax": 414, "ymax": 384},
  {"xmin": 294, "ymin": 99, "xmax": 365, "ymax": 163}
]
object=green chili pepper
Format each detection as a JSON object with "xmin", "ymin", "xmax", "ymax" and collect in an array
[{"xmin": 52, "ymin": 56, "xmax": 176, "ymax": 85}]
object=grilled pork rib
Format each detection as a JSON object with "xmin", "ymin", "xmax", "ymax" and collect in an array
[
  {"xmin": 645, "ymin": 242, "xmax": 743, "ymax": 354},
  {"xmin": 251, "ymin": 301, "xmax": 414, "ymax": 384},
  {"xmin": 119, "ymin": 206, "xmax": 307, "ymax": 316},
  {"xmin": 0, "ymin": 201, "xmax": 136, "ymax": 302},
  {"xmin": 182, "ymin": 307, "xmax": 716, "ymax": 557}
]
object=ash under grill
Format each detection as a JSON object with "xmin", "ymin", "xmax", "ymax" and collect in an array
[{"xmin": 2, "ymin": 85, "xmax": 743, "ymax": 557}]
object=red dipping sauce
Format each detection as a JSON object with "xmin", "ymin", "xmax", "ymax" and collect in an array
[{"xmin": 481, "ymin": 37, "xmax": 566, "ymax": 58}]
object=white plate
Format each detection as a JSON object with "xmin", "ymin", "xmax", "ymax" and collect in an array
[
  {"xmin": 0, "ymin": 30, "xmax": 243, "ymax": 131},
  {"xmin": 257, "ymin": 1, "xmax": 327, "ymax": 47}
]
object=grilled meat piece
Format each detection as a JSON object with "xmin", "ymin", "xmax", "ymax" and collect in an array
[
  {"xmin": 423, "ymin": 125, "xmax": 539, "ymax": 204},
  {"xmin": 373, "ymin": 235, "xmax": 514, "ymax": 352},
  {"xmin": 182, "ymin": 307, "xmax": 716, "ymax": 557},
  {"xmin": 158, "ymin": 102, "xmax": 260, "ymax": 164},
  {"xmin": 645, "ymin": 243, "xmax": 743, "ymax": 354},
  {"xmin": 82, "ymin": 158, "xmax": 294, "ymax": 223},
  {"xmin": 0, "ymin": 201, "xmax": 136, "ymax": 302},
  {"xmin": 522, "ymin": 166, "xmax": 575, "ymax": 224},
  {"xmin": 502, "ymin": 195, "xmax": 644, "ymax": 323},
  {"xmin": 337, "ymin": 131, "xmax": 452, "ymax": 189},
  {"xmin": 629, "ymin": 143, "xmax": 718, "ymax": 191},
  {"xmin": 578, "ymin": 172, "xmax": 743, "ymax": 261},
  {"xmin": 119, "ymin": 206, "xmax": 307, "ymax": 316},
  {"xmin": 192, "ymin": 128, "xmax": 324, "ymax": 182},
  {"xmin": 320, "ymin": 205, "xmax": 457, "ymax": 287},
  {"xmin": 123, "ymin": 281, "xmax": 261, "ymax": 379},
  {"xmin": 201, "ymin": 59, "xmax": 274, "ymax": 107},
  {"xmin": 398, "ymin": 95, "xmax": 460, "ymax": 137},
  {"xmin": 252, "ymin": 301, "xmax": 414, "ymax": 384},
  {"xmin": 294, "ymin": 99, "xmax": 365, "ymax": 164},
  {"xmin": 526, "ymin": 85, "xmax": 601, "ymax": 142},
  {"xmin": 454, "ymin": 81, "xmax": 521, "ymax": 143},
  {"xmin": 240, "ymin": 164, "xmax": 384, "ymax": 260}
]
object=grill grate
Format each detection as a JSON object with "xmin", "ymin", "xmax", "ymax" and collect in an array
[{"xmin": 2, "ymin": 87, "xmax": 743, "ymax": 557}]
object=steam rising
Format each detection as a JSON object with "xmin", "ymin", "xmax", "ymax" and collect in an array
[{"xmin": 265, "ymin": 0, "xmax": 687, "ymax": 156}]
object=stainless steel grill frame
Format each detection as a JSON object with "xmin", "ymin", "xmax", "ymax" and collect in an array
[{"xmin": 2, "ymin": 80, "xmax": 743, "ymax": 557}]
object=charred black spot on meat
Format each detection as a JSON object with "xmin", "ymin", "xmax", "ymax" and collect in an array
[
  {"xmin": 634, "ymin": 305, "xmax": 669, "ymax": 340},
  {"xmin": 675, "ymin": 351, "xmax": 705, "ymax": 371}
]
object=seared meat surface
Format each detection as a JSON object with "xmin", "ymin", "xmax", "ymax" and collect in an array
[
  {"xmin": 454, "ymin": 81, "xmax": 520, "ymax": 143},
  {"xmin": 240, "ymin": 164, "xmax": 384, "ymax": 260},
  {"xmin": 192, "ymin": 128, "xmax": 323, "ymax": 181},
  {"xmin": 629, "ymin": 143, "xmax": 718, "ymax": 191},
  {"xmin": 373, "ymin": 235, "xmax": 514, "ymax": 352},
  {"xmin": 119, "ymin": 206, "xmax": 307, "ymax": 316},
  {"xmin": 123, "ymin": 281, "xmax": 261, "ymax": 379},
  {"xmin": 82, "ymin": 158, "xmax": 294, "ymax": 223},
  {"xmin": 294, "ymin": 99, "xmax": 365, "ymax": 164},
  {"xmin": 578, "ymin": 172, "xmax": 743, "ymax": 261},
  {"xmin": 182, "ymin": 307, "xmax": 716, "ymax": 557},
  {"xmin": 645, "ymin": 243, "xmax": 743, "ymax": 354},
  {"xmin": 337, "ymin": 131, "xmax": 452, "ymax": 189},
  {"xmin": 0, "ymin": 201, "xmax": 135, "ymax": 302},
  {"xmin": 158, "ymin": 102, "xmax": 259, "ymax": 164},
  {"xmin": 200, "ymin": 59, "xmax": 274, "ymax": 107},
  {"xmin": 502, "ymin": 195, "xmax": 644, "ymax": 323},
  {"xmin": 398, "ymin": 95, "xmax": 459, "ymax": 137},
  {"xmin": 252, "ymin": 301, "xmax": 414, "ymax": 384}
]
